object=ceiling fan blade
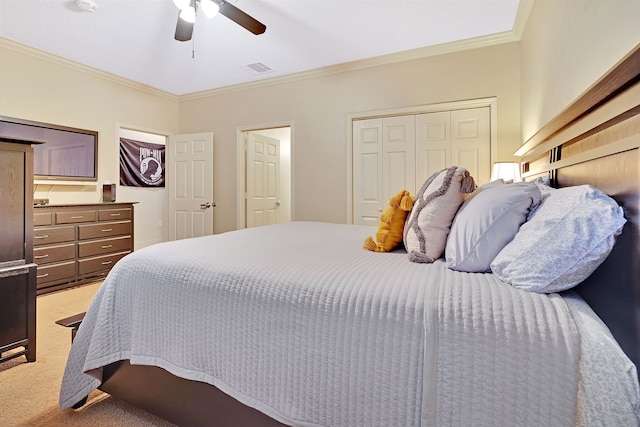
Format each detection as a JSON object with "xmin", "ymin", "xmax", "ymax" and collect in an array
[
  {"xmin": 174, "ymin": 13, "xmax": 194, "ymax": 41},
  {"xmin": 218, "ymin": 1, "xmax": 266, "ymax": 35}
]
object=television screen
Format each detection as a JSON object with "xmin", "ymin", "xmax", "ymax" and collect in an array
[{"xmin": 0, "ymin": 116, "xmax": 98, "ymax": 181}]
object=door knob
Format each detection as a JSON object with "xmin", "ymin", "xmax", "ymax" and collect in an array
[
  {"xmin": 275, "ymin": 199, "xmax": 282, "ymax": 206},
  {"xmin": 200, "ymin": 202, "xmax": 213, "ymax": 209}
]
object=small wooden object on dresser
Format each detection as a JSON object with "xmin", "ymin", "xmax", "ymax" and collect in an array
[
  {"xmin": 33, "ymin": 202, "xmax": 136, "ymax": 295},
  {"xmin": 0, "ymin": 136, "xmax": 40, "ymax": 363}
]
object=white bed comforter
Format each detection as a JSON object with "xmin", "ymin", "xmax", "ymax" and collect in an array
[{"xmin": 59, "ymin": 221, "xmax": 625, "ymax": 426}]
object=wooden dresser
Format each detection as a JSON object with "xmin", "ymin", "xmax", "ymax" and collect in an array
[
  {"xmin": 33, "ymin": 202, "xmax": 135, "ymax": 294},
  {"xmin": 0, "ymin": 137, "xmax": 39, "ymax": 363}
]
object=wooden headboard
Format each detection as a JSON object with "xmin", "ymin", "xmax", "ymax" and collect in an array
[{"xmin": 515, "ymin": 44, "xmax": 640, "ymax": 369}]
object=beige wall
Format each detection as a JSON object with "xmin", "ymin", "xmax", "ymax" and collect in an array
[
  {"xmin": 0, "ymin": 41, "xmax": 179, "ymax": 204},
  {"xmin": 179, "ymin": 42, "xmax": 521, "ymax": 233},
  {"xmin": 520, "ymin": 0, "xmax": 640, "ymax": 141},
  {"xmin": 1, "ymin": 41, "xmax": 179, "ymax": 247}
]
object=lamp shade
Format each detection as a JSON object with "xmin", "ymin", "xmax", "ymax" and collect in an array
[
  {"xmin": 173, "ymin": 0, "xmax": 190, "ymax": 9},
  {"xmin": 179, "ymin": 5, "xmax": 196, "ymax": 23},
  {"xmin": 200, "ymin": 0, "xmax": 220, "ymax": 18},
  {"xmin": 490, "ymin": 162, "xmax": 521, "ymax": 183}
]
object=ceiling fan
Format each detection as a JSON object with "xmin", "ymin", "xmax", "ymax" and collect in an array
[{"xmin": 173, "ymin": 0, "xmax": 266, "ymax": 42}]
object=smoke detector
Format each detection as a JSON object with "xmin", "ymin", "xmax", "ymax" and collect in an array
[{"xmin": 76, "ymin": 0, "xmax": 97, "ymax": 12}]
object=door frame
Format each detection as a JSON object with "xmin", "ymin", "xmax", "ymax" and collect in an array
[
  {"xmin": 346, "ymin": 97, "xmax": 497, "ymax": 224},
  {"xmin": 236, "ymin": 121, "xmax": 294, "ymax": 229}
]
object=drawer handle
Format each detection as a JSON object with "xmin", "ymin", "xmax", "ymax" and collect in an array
[
  {"xmin": 34, "ymin": 254, "xmax": 49, "ymax": 259},
  {"xmin": 101, "ymin": 228, "xmax": 113, "ymax": 232},
  {"xmin": 110, "ymin": 213, "xmax": 121, "ymax": 217},
  {"xmin": 71, "ymin": 216, "xmax": 84, "ymax": 219},
  {"xmin": 34, "ymin": 235, "xmax": 49, "ymax": 239},
  {"xmin": 101, "ymin": 261, "xmax": 113, "ymax": 265},
  {"xmin": 101, "ymin": 244, "xmax": 113, "ymax": 249},
  {"xmin": 37, "ymin": 273, "xmax": 49, "ymax": 278}
]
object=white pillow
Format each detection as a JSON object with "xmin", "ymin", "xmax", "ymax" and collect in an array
[
  {"xmin": 404, "ymin": 166, "xmax": 475, "ymax": 263},
  {"xmin": 445, "ymin": 181, "xmax": 541, "ymax": 272},
  {"xmin": 490, "ymin": 185, "xmax": 626, "ymax": 293}
]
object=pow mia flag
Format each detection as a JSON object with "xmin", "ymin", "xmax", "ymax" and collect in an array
[{"xmin": 119, "ymin": 138, "xmax": 165, "ymax": 187}]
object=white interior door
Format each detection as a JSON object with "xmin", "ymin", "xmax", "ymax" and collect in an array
[
  {"xmin": 246, "ymin": 132, "xmax": 280, "ymax": 228},
  {"xmin": 167, "ymin": 132, "xmax": 214, "ymax": 240}
]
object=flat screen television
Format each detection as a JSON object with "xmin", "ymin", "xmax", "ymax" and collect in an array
[{"xmin": 0, "ymin": 116, "xmax": 98, "ymax": 182}]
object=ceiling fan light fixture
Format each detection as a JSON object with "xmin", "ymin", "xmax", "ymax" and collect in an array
[
  {"xmin": 76, "ymin": 0, "xmax": 97, "ymax": 12},
  {"xmin": 179, "ymin": 5, "xmax": 196, "ymax": 23},
  {"xmin": 172, "ymin": 0, "xmax": 190, "ymax": 9},
  {"xmin": 200, "ymin": 0, "xmax": 220, "ymax": 19}
]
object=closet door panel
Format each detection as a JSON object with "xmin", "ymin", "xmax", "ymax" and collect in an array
[
  {"xmin": 383, "ymin": 115, "xmax": 416, "ymax": 198},
  {"xmin": 416, "ymin": 111, "xmax": 451, "ymax": 184},
  {"xmin": 353, "ymin": 118, "xmax": 383, "ymax": 226},
  {"xmin": 451, "ymin": 107, "xmax": 491, "ymax": 184}
]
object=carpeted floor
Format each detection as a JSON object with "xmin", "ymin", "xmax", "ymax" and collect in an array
[{"xmin": 0, "ymin": 282, "xmax": 175, "ymax": 427}]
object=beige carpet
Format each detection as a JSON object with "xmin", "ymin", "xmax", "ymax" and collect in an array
[{"xmin": 0, "ymin": 282, "xmax": 176, "ymax": 427}]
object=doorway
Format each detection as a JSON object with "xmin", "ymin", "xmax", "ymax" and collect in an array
[{"xmin": 237, "ymin": 124, "xmax": 292, "ymax": 229}]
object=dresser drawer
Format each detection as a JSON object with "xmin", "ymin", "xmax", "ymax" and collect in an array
[
  {"xmin": 33, "ymin": 226, "xmax": 75, "ymax": 246},
  {"xmin": 36, "ymin": 261, "xmax": 76, "ymax": 287},
  {"xmin": 98, "ymin": 208, "xmax": 132, "ymax": 221},
  {"xmin": 78, "ymin": 251, "xmax": 129, "ymax": 276},
  {"xmin": 34, "ymin": 212, "xmax": 52, "ymax": 226},
  {"xmin": 78, "ymin": 236, "xmax": 132, "ymax": 258},
  {"xmin": 56, "ymin": 210, "xmax": 97, "ymax": 224},
  {"xmin": 78, "ymin": 220, "xmax": 131, "ymax": 240},
  {"xmin": 33, "ymin": 243, "xmax": 76, "ymax": 265}
]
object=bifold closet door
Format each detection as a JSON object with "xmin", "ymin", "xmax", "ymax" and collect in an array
[
  {"xmin": 353, "ymin": 116, "xmax": 415, "ymax": 226},
  {"xmin": 353, "ymin": 107, "xmax": 491, "ymax": 225},
  {"xmin": 416, "ymin": 107, "xmax": 490, "ymax": 185}
]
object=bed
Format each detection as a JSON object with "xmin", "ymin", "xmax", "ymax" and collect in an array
[{"xmin": 60, "ymin": 44, "xmax": 640, "ymax": 427}]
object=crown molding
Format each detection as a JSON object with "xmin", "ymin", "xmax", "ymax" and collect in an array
[
  {"xmin": 512, "ymin": 0, "xmax": 535, "ymax": 39},
  {"xmin": 181, "ymin": 30, "xmax": 521, "ymax": 101},
  {"xmin": 2, "ymin": 0, "xmax": 534, "ymax": 104},
  {"xmin": 0, "ymin": 37, "xmax": 178, "ymax": 102}
]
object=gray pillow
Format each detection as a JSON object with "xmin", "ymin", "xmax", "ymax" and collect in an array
[
  {"xmin": 445, "ymin": 181, "xmax": 541, "ymax": 272},
  {"xmin": 490, "ymin": 185, "xmax": 626, "ymax": 293}
]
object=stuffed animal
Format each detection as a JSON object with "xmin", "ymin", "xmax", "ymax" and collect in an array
[{"xmin": 364, "ymin": 190, "xmax": 414, "ymax": 252}]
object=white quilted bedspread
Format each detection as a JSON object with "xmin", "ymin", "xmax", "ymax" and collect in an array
[{"xmin": 60, "ymin": 221, "xmax": 586, "ymax": 426}]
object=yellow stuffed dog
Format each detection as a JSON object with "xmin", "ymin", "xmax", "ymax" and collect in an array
[{"xmin": 363, "ymin": 190, "xmax": 414, "ymax": 252}]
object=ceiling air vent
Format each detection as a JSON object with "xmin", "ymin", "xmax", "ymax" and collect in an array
[{"xmin": 245, "ymin": 62, "xmax": 273, "ymax": 75}]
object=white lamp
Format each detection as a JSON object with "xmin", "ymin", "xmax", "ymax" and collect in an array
[
  {"xmin": 179, "ymin": 5, "xmax": 196, "ymax": 23},
  {"xmin": 200, "ymin": 0, "xmax": 220, "ymax": 18},
  {"xmin": 490, "ymin": 162, "xmax": 521, "ymax": 183},
  {"xmin": 173, "ymin": 0, "xmax": 219, "ymax": 20},
  {"xmin": 173, "ymin": 0, "xmax": 190, "ymax": 9}
]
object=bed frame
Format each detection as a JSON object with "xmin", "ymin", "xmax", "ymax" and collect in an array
[{"xmin": 89, "ymin": 44, "xmax": 640, "ymax": 426}]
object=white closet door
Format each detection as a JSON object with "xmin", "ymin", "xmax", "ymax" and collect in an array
[
  {"xmin": 353, "ymin": 116, "xmax": 416, "ymax": 225},
  {"xmin": 415, "ymin": 111, "xmax": 451, "ymax": 185},
  {"xmin": 451, "ymin": 107, "xmax": 491, "ymax": 184},
  {"xmin": 352, "ymin": 106, "xmax": 491, "ymax": 224},
  {"xmin": 383, "ymin": 115, "xmax": 416, "ymax": 199},
  {"xmin": 353, "ymin": 118, "xmax": 383, "ymax": 226}
]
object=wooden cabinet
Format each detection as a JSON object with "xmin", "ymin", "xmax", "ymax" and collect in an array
[
  {"xmin": 0, "ymin": 137, "xmax": 39, "ymax": 364},
  {"xmin": 33, "ymin": 203, "xmax": 135, "ymax": 294}
]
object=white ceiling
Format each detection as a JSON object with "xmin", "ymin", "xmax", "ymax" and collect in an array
[{"xmin": 0, "ymin": 0, "xmax": 522, "ymax": 96}]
